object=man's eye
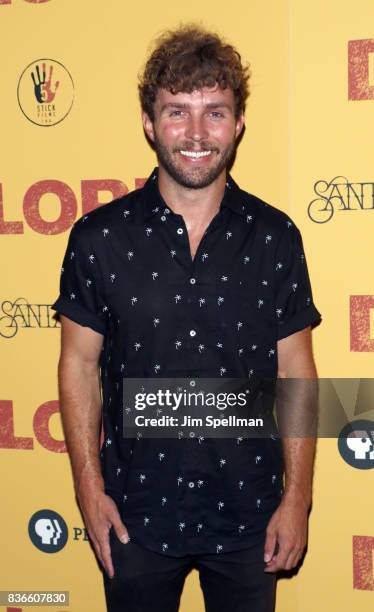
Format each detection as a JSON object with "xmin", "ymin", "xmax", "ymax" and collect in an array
[{"xmin": 170, "ymin": 110, "xmax": 184, "ymax": 117}]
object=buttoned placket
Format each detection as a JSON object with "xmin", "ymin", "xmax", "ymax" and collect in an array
[
  {"xmin": 172, "ymin": 207, "xmax": 226, "ymax": 369},
  {"xmin": 155, "ymin": 205, "xmax": 228, "ymax": 542}
]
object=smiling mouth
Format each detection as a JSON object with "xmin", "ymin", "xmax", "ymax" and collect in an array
[{"xmin": 179, "ymin": 150, "xmax": 213, "ymax": 159}]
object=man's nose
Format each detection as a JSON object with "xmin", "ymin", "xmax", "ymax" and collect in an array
[{"xmin": 184, "ymin": 115, "xmax": 209, "ymax": 142}]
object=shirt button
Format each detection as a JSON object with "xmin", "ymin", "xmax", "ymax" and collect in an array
[
  {"xmin": 188, "ymin": 481, "xmax": 195, "ymax": 488},
  {"xmin": 164, "ymin": 208, "xmax": 170, "ymax": 214},
  {"xmin": 189, "ymin": 329, "xmax": 197, "ymax": 337},
  {"xmin": 161, "ymin": 215, "xmax": 166, "ymax": 221},
  {"xmin": 190, "ymin": 277, "xmax": 196, "ymax": 285},
  {"xmin": 177, "ymin": 228, "xmax": 184, "ymax": 235}
]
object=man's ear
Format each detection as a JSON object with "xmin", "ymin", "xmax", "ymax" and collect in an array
[
  {"xmin": 142, "ymin": 111, "xmax": 155, "ymax": 142},
  {"xmin": 235, "ymin": 111, "xmax": 245, "ymax": 139}
]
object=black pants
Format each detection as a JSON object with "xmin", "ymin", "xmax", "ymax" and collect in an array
[{"xmin": 103, "ymin": 530, "xmax": 276, "ymax": 612}]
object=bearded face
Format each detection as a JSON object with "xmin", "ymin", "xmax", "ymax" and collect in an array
[{"xmin": 143, "ymin": 85, "xmax": 244, "ymax": 189}]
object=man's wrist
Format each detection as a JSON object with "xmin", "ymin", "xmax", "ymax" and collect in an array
[
  {"xmin": 75, "ymin": 462, "xmax": 105, "ymax": 499},
  {"xmin": 282, "ymin": 486, "xmax": 312, "ymax": 510}
]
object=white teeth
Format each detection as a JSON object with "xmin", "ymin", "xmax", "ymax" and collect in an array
[{"xmin": 180, "ymin": 150, "xmax": 212, "ymax": 158}]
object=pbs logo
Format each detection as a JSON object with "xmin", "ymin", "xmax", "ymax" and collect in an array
[
  {"xmin": 338, "ymin": 420, "xmax": 374, "ymax": 470},
  {"xmin": 28, "ymin": 509, "xmax": 68, "ymax": 553}
]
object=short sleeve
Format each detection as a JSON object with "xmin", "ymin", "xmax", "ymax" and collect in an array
[
  {"xmin": 274, "ymin": 222, "xmax": 321, "ymax": 340},
  {"xmin": 51, "ymin": 221, "xmax": 108, "ymax": 335}
]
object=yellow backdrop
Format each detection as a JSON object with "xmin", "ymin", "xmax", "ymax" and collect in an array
[{"xmin": 0, "ymin": 1, "xmax": 373, "ymax": 611}]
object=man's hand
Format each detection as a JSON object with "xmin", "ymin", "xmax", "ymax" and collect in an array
[
  {"xmin": 263, "ymin": 493, "xmax": 309, "ymax": 573},
  {"xmin": 77, "ymin": 484, "xmax": 129, "ymax": 579}
]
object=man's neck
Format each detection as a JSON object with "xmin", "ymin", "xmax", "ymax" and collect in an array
[{"xmin": 157, "ymin": 166, "xmax": 227, "ymax": 230}]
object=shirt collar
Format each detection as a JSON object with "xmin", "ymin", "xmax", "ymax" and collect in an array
[{"xmin": 141, "ymin": 167, "xmax": 248, "ymax": 221}]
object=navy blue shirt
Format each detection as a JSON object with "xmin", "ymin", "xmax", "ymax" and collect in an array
[{"xmin": 51, "ymin": 168, "xmax": 321, "ymax": 556}]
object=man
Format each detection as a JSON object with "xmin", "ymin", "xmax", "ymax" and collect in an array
[{"xmin": 51, "ymin": 25, "xmax": 321, "ymax": 612}]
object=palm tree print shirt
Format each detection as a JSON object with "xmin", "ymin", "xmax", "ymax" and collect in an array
[{"xmin": 51, "ymin": 168, "xmax": 321, "ymax": 557}]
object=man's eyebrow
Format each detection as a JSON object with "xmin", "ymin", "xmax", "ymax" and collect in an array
[
  {"xmin": 160, "ymin": 103, "xmax": 189, "ymax": 111},
  {"xmin": 160, "ymin": 102, "xmax": 233, "ymax": 112},
  {"xmin": 205, "ymin": 102, "xmax": 232, "ymax": 109}
]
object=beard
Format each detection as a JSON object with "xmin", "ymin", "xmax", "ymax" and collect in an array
[{"xmin": 153, "ymin": 133, "xmax": 236, "ymax": 189}]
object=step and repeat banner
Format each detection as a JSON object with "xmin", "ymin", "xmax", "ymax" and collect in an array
[{"xmin": 0, "ymin": 1, "xmax": 373, "ymax": 611}]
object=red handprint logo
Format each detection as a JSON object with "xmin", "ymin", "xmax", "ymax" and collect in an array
[{"xmin": 31, "ymin": 62, "xmax": 60, "ymax": 103}]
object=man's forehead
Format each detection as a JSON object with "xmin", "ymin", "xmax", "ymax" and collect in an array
[{"xmin": 155, "ymin": 85, "xmax": 235, "ymax": 107}]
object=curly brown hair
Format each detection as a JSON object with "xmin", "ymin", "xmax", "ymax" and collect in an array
[{"xmin": 138, "ymin": 24, "xmax": 250, "ymax": 120}]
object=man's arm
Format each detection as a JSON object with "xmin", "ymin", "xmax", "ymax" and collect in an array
[
  {"xmin": 264, "ymin": 326, "xmax": 317, "ymax": 572},
  {"xmin": 58, "ymin": 315, "xmax": 129, "ymax": 578}
]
